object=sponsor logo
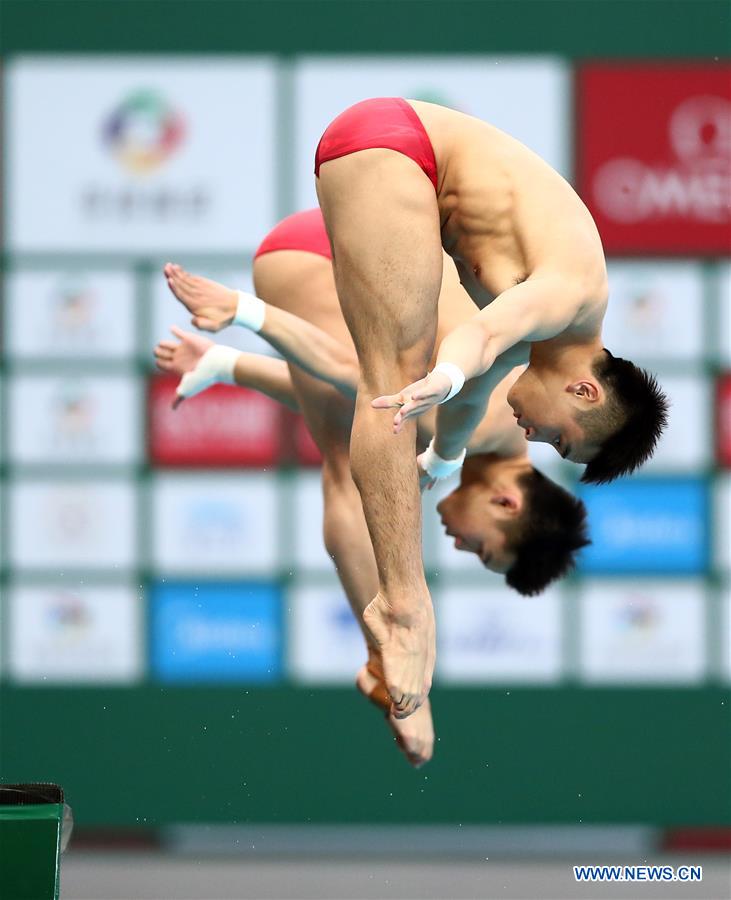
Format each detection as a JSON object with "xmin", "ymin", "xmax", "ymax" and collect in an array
[
  {"xmin": 103, "ymin": 89, "xmax": 185, "ymax": 174},
  {"xmin": 579, "ymin": 65, "xmax": 731, "ymax": 253},
  {"xmin": 578, "ymin": 479, "xmax": 709, "ymax": 574},
  {"xmin": 151, "ymin": 582, "xmax": 282, "ymax": 682},
  {"xmin": 46, "ymin": 591, "xmax": 94, "ymax": 634},
  {"xmin": 9, "ymin": 586, "xmax": 142, "ymax": 683},
  {"xmin": 437, "ymin": 587, "xmax": 562, "ymax": 683},
  {"xmin": 84, "ymin": 89, "xmax": 209, "ymax": 223},
  {"xmin": 616, "ymin": 593, "xmax": 659, "ymax": 633},
  {"xmin": 579, "ymin": 581, "xmax": 706, "ymax": 683},
  {"xmin": 593, "ymin": 96, "xmax": 730, "ymax": 225},
  {"xmin": 49, "ymin": 383, "xmax": 98, "ymax": 450},
  {"xmin": 51, "ymin": 280, "xmax": 99, "ymax": 342}
]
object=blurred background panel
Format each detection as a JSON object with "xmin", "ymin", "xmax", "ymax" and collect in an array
[{"xmin": 0, "ymin": 2, "xmax": 729, "ymax": 896}]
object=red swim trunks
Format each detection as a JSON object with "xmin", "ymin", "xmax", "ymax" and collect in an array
[
  {"xmin": 254, "ymin": 209, "xmax": 332, "ymax": 260},
  {"xmin": 315, "ymin": 98, "xmax": 438, "ymax": 192}
]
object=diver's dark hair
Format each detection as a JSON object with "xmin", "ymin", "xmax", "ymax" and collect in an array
[
  {"xmin": 504, "ymin": 469, "xmax": 590, "ymax": 596},
  {"xmin": 579, "ymin": 350, "xmax": 669, "ymax": 485}
]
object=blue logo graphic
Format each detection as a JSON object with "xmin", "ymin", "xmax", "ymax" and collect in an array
[
  {"xmin": 578, "ymin": 478, "xmax": 709, "ymax": 575},
  {"xmin": 151, "ymin": 582, "xmax": 282, "ymax": 683}
]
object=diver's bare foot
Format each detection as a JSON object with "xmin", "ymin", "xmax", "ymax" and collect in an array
[
  {"xmin": 356, "ymin": 663, "xmax": 434, "ymax": 768},
  {"xmin": 362, "ymin": 591, "xmax": 435, "ymax": 719},
  {"xmin": 163, "ymin": 263, "xmax": 238, "ymax": 332}
]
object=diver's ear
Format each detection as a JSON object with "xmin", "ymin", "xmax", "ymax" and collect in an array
[
  {"xmin": 567, "ymin": 380, "xmax": 600, "ymax": 402},
  {"xmin": 490, "ymin": 493, "xmax": 521, "ymax": 514}
]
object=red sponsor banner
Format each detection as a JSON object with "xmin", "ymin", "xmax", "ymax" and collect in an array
[
  {"xmin": 717, "ymin": 373, "xmax": 731, "ymax": 468},
  {"xmin": 148, "ymin": 374, "xmax": 281, "ymax": 467},
  {"xmin": 294, "ymin": 414, "xmax": 323, "ymax": 466},
  {"xmin": 578, "ymin": 64, "xmax": 731, "ymax": 254}
]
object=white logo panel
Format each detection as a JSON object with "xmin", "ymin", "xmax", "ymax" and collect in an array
[
  {"xmin": 10, "ymin": 479, "xmax": 137, "ymax": 570},
  {"xmin": 436, "ymin": 584, "xmax": 563, "ymax": 683},
  {"xmin": 5, "ymin": 270, "xmax": 136, "ymax": 360},
  {"xmin": 152, "ymin": 473, "xmax": 278, "ymax": 575},
  {"xmin": 8, "ymin": 57, "xmax": 276, "ymax": 251},
  {"xmin": 579, "ymin": 580, "xmax": 706, "ymax": 684},
  {"xmin": 9, "ymin": 584, "xmax": 143, "ymax": 683},
  {"xmin": 603, "ymin": 262, "xmax": 704, "ymax": 364},
  {"xmin": 9, "ymin": 374, "xmax": 141, "ymax": 465},
  {"xmin": 292, "ymin": 472, "xmax": 331, "ymax": 572},
  {"xmin": 643, "ymin": 374, "xmax": 709, "ymax": 472}
]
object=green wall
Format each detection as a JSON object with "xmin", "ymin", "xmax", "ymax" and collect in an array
[
  {"xmin": 0, "ymin": 0, "xmax": 728, "ymax": 57},
  {"xmin": 3, "ymin": 686, "xmax": 730, "ymax": 826}
]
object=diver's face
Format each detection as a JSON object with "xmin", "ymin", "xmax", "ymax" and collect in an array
[
  {"xmin": 436, "ymin": 482, "xmax": 517, "ymax": 574},
  {"xmin": 506, "ymin": 368, "xmax": 600, "ymax": 464}
]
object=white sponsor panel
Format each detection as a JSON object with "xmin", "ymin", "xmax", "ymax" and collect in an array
[
  {"xmin": 579, "ymin": 580, "xmax": 706, "ymax": 684},
  {"xmin": 292, "ymin": 471, "xmax": 330, "ymax": 571},
  {"xmin": 642, "ymin": 374, "xmax": 709, "ymax": 472},
  {"xmin": 7, "ymin": 57, "xmax": 276, "ymax": 251},
  {"xmin": 9, "ymin": 374, "xmax": 141, "ymax": 465},
  {"xmin": 4, "ymin": 269, "xmax": 136, "ymax": 360},
  {"xmin": 150, "ymin": 265, "xmax": 279, "ymax": 357},
  {"xmin": 8, "ymin": 584, "xmax": 143, "ymax": 683},
  {"xmin": 152, "ymin": 473, "xmax": 278, "ymax": 575},
  {"xmin": 10, "ymin": 479, "xmax": 137, "ymax": 570},
  {"xmin": 716, "ymin": 475, "xmax": 731, "ymax": 573},
  {"xmin": 436, "ymin": 583, "xmax": 563, "ymax": 683},
  {"xmin": 720, "ymin": 263, "xmax": 731, "ymax": 366},
  {"xmin": 288, "ymin": 580, "xmax": 365, "ymax": 683},
  {"xmin": 603, "ymin": 262, "xmax": 704, "ymax": 363},
  {"xmin": 295, "ymin": 56, "xmax": 569, "ymax": 209}
]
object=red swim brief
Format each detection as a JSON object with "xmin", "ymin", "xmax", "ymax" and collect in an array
[
  {"xmin": 254, "ymin": 209, "xmax": 332, "ymax": 260},
  {"xmin": 314, "ymin": 98, "xmax": 438, "ymax": 192}
]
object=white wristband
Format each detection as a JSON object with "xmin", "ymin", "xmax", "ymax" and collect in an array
[
  {"xmin": 432, "ymin": 362, "xmax": 466, "ymax": 403},
  {"xmin": 176, "ymin": 344, "xmax": 240, "ymax": 399},
  {"xmin": 233, "ymin": 290, "xmax": 266, "ymax": 332},
  {"xmin": 420, "ymin": 438, "xmax": 467, "ymax": 480}
]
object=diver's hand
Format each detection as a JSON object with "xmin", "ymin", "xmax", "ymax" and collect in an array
[{"xmin": 371, "ymin": 370, "xmax": 452, "ymax": 434}]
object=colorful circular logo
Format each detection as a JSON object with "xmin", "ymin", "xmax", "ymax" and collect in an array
[{"xmin": 103, "ymin": 89, "xmax": 185, "ymax": 174}]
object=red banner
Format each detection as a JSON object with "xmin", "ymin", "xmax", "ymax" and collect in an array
[
  {"xmin": 148, "ymin": 374, "xmax": 281, "ymax": 467},
  {"xmin": 578, "ymin": 64, "xmax": 731, "ymax": 254},
  {"xmin": 717, "ymin": 373, "xmax": 731, "ymax": 468}
]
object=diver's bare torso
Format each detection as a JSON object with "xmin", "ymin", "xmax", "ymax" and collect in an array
[{"xmin": 408, "ymin": 100, "xmax": 609, "ymax": 332}]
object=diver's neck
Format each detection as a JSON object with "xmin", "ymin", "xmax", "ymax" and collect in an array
[
  {"xmin": 529, "ymin": 335, "xmax": 604, "ymax": 372},
  {"xmin": 461, "ymin": 452, "xmax": 531, "ymax": 487}
]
